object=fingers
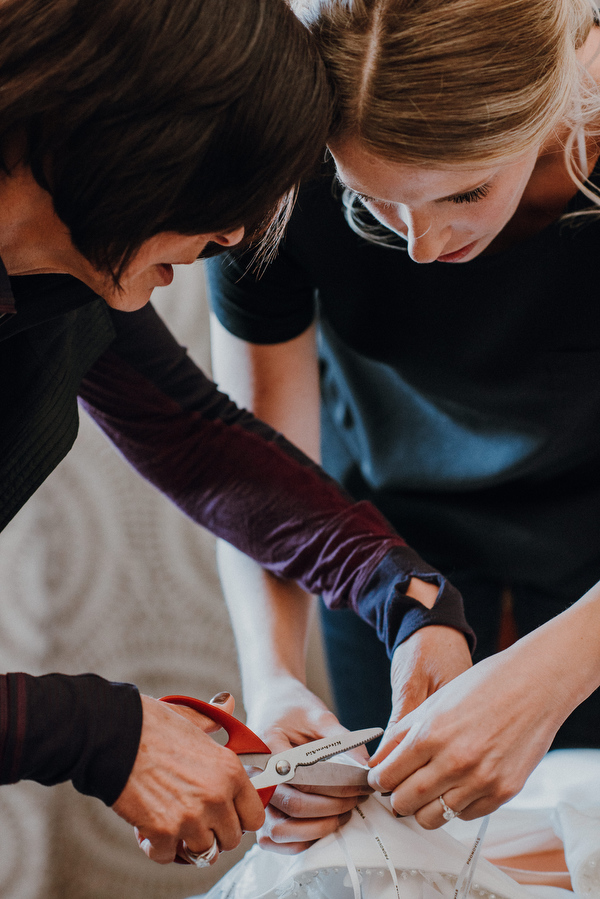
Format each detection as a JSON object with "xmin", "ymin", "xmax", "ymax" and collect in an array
[
  {"xmin": 177, "ymin": 836, "xmax": 220, "ymax": 867},
  {"xmin": 254, "ymin": 782, "xmax": 368, "ymax": 855},
  {"xmin": 115, "ymin": 695, "xmax": 265, "ymax": 866},
  {"xmin": 368, "ymin": 716, "xmax": 423, "ymax": 776},
  {"xmin": 408, "ymin": 791, "xmax": 466, "ymax": 830},
  {"xmin": 137, "ymin": 830, "xmax": 222, "ymax": 867},
  {"xmin": 233, "ymin": 766, "xmax": 267, "ymax": 834},
  {"xmin": 291, "ymin": 782, "xmax": 372, "ymax": 799},
  {"xmin": 392, "ymin": 787, "xmax": 507, "ymax": 830},
  {"xmin": 257, "ymin": 803, "xmax": 354, "ymax": 854},
  {"xmin": 270, "ymin": 782, "xmax": 367, "ymax": 818},
  {"xmin": 164, "ymin": 691, "xmax": 236, "ymax": 734}
]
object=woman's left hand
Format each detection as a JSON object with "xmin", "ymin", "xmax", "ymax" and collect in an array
[{"xmin": 247, "ymin": 676, "xmax": 372, "ymax": 854}]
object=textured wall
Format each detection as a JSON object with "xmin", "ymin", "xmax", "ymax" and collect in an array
[{"xmin": 0, "ymin": 264, "xmax": 331, "ymax": 899}]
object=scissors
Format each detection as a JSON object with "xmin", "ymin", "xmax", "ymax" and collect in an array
[{"xmin": 161, "ymin": 694, "xmax": 383, "ymax": 806}]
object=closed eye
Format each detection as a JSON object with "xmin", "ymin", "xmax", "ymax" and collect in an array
[
  {"xmin": 354, "ymin": 191, "xmax": 395, "ymax": 210},
  {"xmin": 450, "ymin": 184, "xmax": 491, "ymax": 204}
]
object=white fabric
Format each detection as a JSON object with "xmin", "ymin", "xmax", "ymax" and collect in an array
[{"xmin": 194, "ymin": 751, "xmax": 600, "ymax": 899}]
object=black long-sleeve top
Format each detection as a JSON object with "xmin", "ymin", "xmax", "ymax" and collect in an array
[{"xmin": 0, "ymin": 262, "xmax": 472, "ymax": 805}]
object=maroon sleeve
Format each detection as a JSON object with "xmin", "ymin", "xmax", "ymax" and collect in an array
[
  {"xmin": 78, "ymin": 304, "xmax": 475, "ymax": 658},
  {"xmin": 0, "ymin": 672, "xmax": 142, "ymax": 806}
]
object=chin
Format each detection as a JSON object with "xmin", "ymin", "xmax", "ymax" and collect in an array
[{"xmin": 103, "ymin": 286, "xmax": 154, "ymax": 311}]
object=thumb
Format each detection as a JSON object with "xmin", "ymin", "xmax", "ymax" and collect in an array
[
  {"xmin": 197, "ymin": 690, "xmax": 236, "ymax": 733},
  {"xmin": 162, "ymin": 692, "xmax": 237, "ymax": 733},
  {"xmin": 210, "ymin": 690, "xmax": 236, "ymax": 717}
]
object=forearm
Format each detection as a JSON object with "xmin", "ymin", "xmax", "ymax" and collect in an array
[
  {"xmin": 0, "ymin": 672, "xmax": 142, "ymax": 804},
  {"xmin": 79, "ymin": 306, "xmax": 473, "ymax": 656},
  {"xmin": 216, "ymin": 541, "xmax": 316, "ymax": 711},
  {"xmin": 504, "ymin": 579, "xmax": 600, "ymax": 723}
]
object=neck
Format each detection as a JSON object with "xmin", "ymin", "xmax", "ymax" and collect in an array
[{"xmin": 0, "ymin": 164, "xmax": 88, "ymax": 280}]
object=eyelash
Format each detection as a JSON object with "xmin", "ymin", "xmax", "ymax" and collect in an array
[
  {"xmin": 353, "ymin": 192, "xmax": 394, "ymax": 210},
  {"xmin": 451, "ymin": 184, "xmax": 491, "ymax": 204},
  {"xmin": 352, "ymin": 184, "xmax": 491, "ymax": 206}
]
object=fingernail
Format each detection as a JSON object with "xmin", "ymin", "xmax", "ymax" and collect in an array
[{"xmin": 211, "ymin": 691, "xmax": 231, "ymax": 704}]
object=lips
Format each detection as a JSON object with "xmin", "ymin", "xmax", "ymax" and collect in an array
[{"xmin": 436, "ymin": 240, "xmax": 478, "ymax": 263}]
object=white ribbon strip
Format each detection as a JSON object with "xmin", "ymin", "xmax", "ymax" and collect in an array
[
  {"xmin": 334, "ymin": 802, "xmax": 490, "ymax": 899},
  {"xmin": 453, "ymin": 814, "xmax": 490, "ymax": 899},
  {"xmin": 338, "ymin": 825, "xmax": 364, "ymax": 899},
  {"xmin": 355, "ymin": 804, "xmax": 402, "ymax": 898}
]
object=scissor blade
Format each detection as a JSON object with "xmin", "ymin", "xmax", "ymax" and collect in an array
[
  {"xmin": 250, "ymin": 727, "xmax": 383, "ymax": 791},
  {"xmin": 291, "ymin": 727, "xmax": 383, "ymax": 767},
  {"xmin": 289, "ymin": 760, "xmax": 369, "ymax": 787}
]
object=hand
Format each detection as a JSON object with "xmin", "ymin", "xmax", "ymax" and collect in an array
[
  {"xmin": 367, "ymin": 641, "xmax": 565, "ymax": 829},
  {"xmin": 247, "ymin": 676, "xmax": 372, "ymax": 854},
  {"xmin": 112, "ymin": 693, "xmax": 265, "ymax": 864},
  {"xmin": 388, "ymin": 625, "xmax": 473, "ymax": 723}
]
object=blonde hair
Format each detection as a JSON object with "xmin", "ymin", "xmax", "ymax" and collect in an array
[{"xmin": 292, "ymin": 0, "xmax": 600, "ymax": 241}]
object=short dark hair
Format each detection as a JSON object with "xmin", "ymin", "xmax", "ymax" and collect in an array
[{"xmin": 0, "ymin": 0, "xmax": 332, "ymax": 278}]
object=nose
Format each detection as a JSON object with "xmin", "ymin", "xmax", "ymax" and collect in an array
[
  {"xmin": 403, "ymin": 208, "xmax": 450, "ymax": 264},
  {"xmin": 212, "ymin": 225, "xmax": 245, "ymax": 247}
]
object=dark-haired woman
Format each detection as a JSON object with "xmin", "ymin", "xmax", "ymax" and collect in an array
[{"xmin": 0, "ymin": 0, "xmax": 473, "ymax": 869}]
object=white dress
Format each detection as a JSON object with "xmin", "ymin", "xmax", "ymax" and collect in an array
[{"xmin": 191, "ymin": 751, "xmax": 600, "ymax": 899}]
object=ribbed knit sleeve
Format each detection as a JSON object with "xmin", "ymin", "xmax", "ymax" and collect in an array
[{"xmin": 0, "ymin": 672, "xmax": 142, "ymax": 806}]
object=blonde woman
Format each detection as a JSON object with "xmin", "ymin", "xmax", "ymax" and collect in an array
[{"xmin": 207, "ymin": 0, "xmax": 600, "ymax": 845}]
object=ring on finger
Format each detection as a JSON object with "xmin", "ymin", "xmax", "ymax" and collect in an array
[
  {"xmin": 438, "ymin": 795, "xmax": 459, "ymax": 821},
  {"xmin": 180, "ymin": 836, "xmax": 219, "ymax": 867}
]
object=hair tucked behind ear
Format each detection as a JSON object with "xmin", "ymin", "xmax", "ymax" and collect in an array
[{"xmin": 0, "ymin": 0, "xmax": 333, "ymax": 280}]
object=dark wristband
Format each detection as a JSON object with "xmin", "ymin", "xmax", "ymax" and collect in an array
[
  {"xmin": 352, "ymin": 547, "xmax": 476, "ymax": 659},
  {"xmin": 0, "ymin": 672, "xmax": 142, "ymax": 806}
]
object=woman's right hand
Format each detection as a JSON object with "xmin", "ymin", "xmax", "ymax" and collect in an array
[{"xmin": 112, "ymin": 693, "xmax": 265, "ymax": 865}]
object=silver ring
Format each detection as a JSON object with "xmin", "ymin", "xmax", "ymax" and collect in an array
[
  {"xmin": 439, "ymin": 795, "xmax": 459, "ymax": 821},
  {"xmin": 180, "ymin": 836, "xmax": 219, "ymax": 867}
]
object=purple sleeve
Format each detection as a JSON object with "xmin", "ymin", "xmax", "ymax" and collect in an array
[
  {"xmin": 78, "ymin": 304, "xmax": 475, "ymax": 658},
  {"xmin": 0, "ymin": 673, "xmax": 142, "ymax": 805}
]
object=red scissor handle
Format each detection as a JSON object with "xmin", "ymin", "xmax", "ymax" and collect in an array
[{"xmin": 160, "ymin": 695, "xmax": 276, "ymax": 806}]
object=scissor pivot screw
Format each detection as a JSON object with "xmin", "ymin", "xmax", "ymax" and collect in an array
[{"xmin": 275, "ymin": 760, "xmax": 292, "ymax": 776}]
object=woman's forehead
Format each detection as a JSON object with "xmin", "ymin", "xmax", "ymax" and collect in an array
[{"xmin": 330, "ymin": 139, "xmax": 494, "ymax": 199}]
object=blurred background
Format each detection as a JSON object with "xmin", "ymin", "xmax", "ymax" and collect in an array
[{"xmin": 0, "ymin": 263, "xmax": 332, "ymax": 899}]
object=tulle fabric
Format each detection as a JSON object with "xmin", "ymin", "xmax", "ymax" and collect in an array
[{"xmin": 193, "ymin": 751, "xmax": 600, "ymax": 899}]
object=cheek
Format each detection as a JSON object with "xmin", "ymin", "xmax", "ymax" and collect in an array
[{"xmin": 484, "ymin": 194, "xmax": 520, "ymax": 228}]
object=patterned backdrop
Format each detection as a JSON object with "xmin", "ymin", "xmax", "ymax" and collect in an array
[{"xmin": 0, "ymin": 264, "xmax": 331, "ymax": 899}]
